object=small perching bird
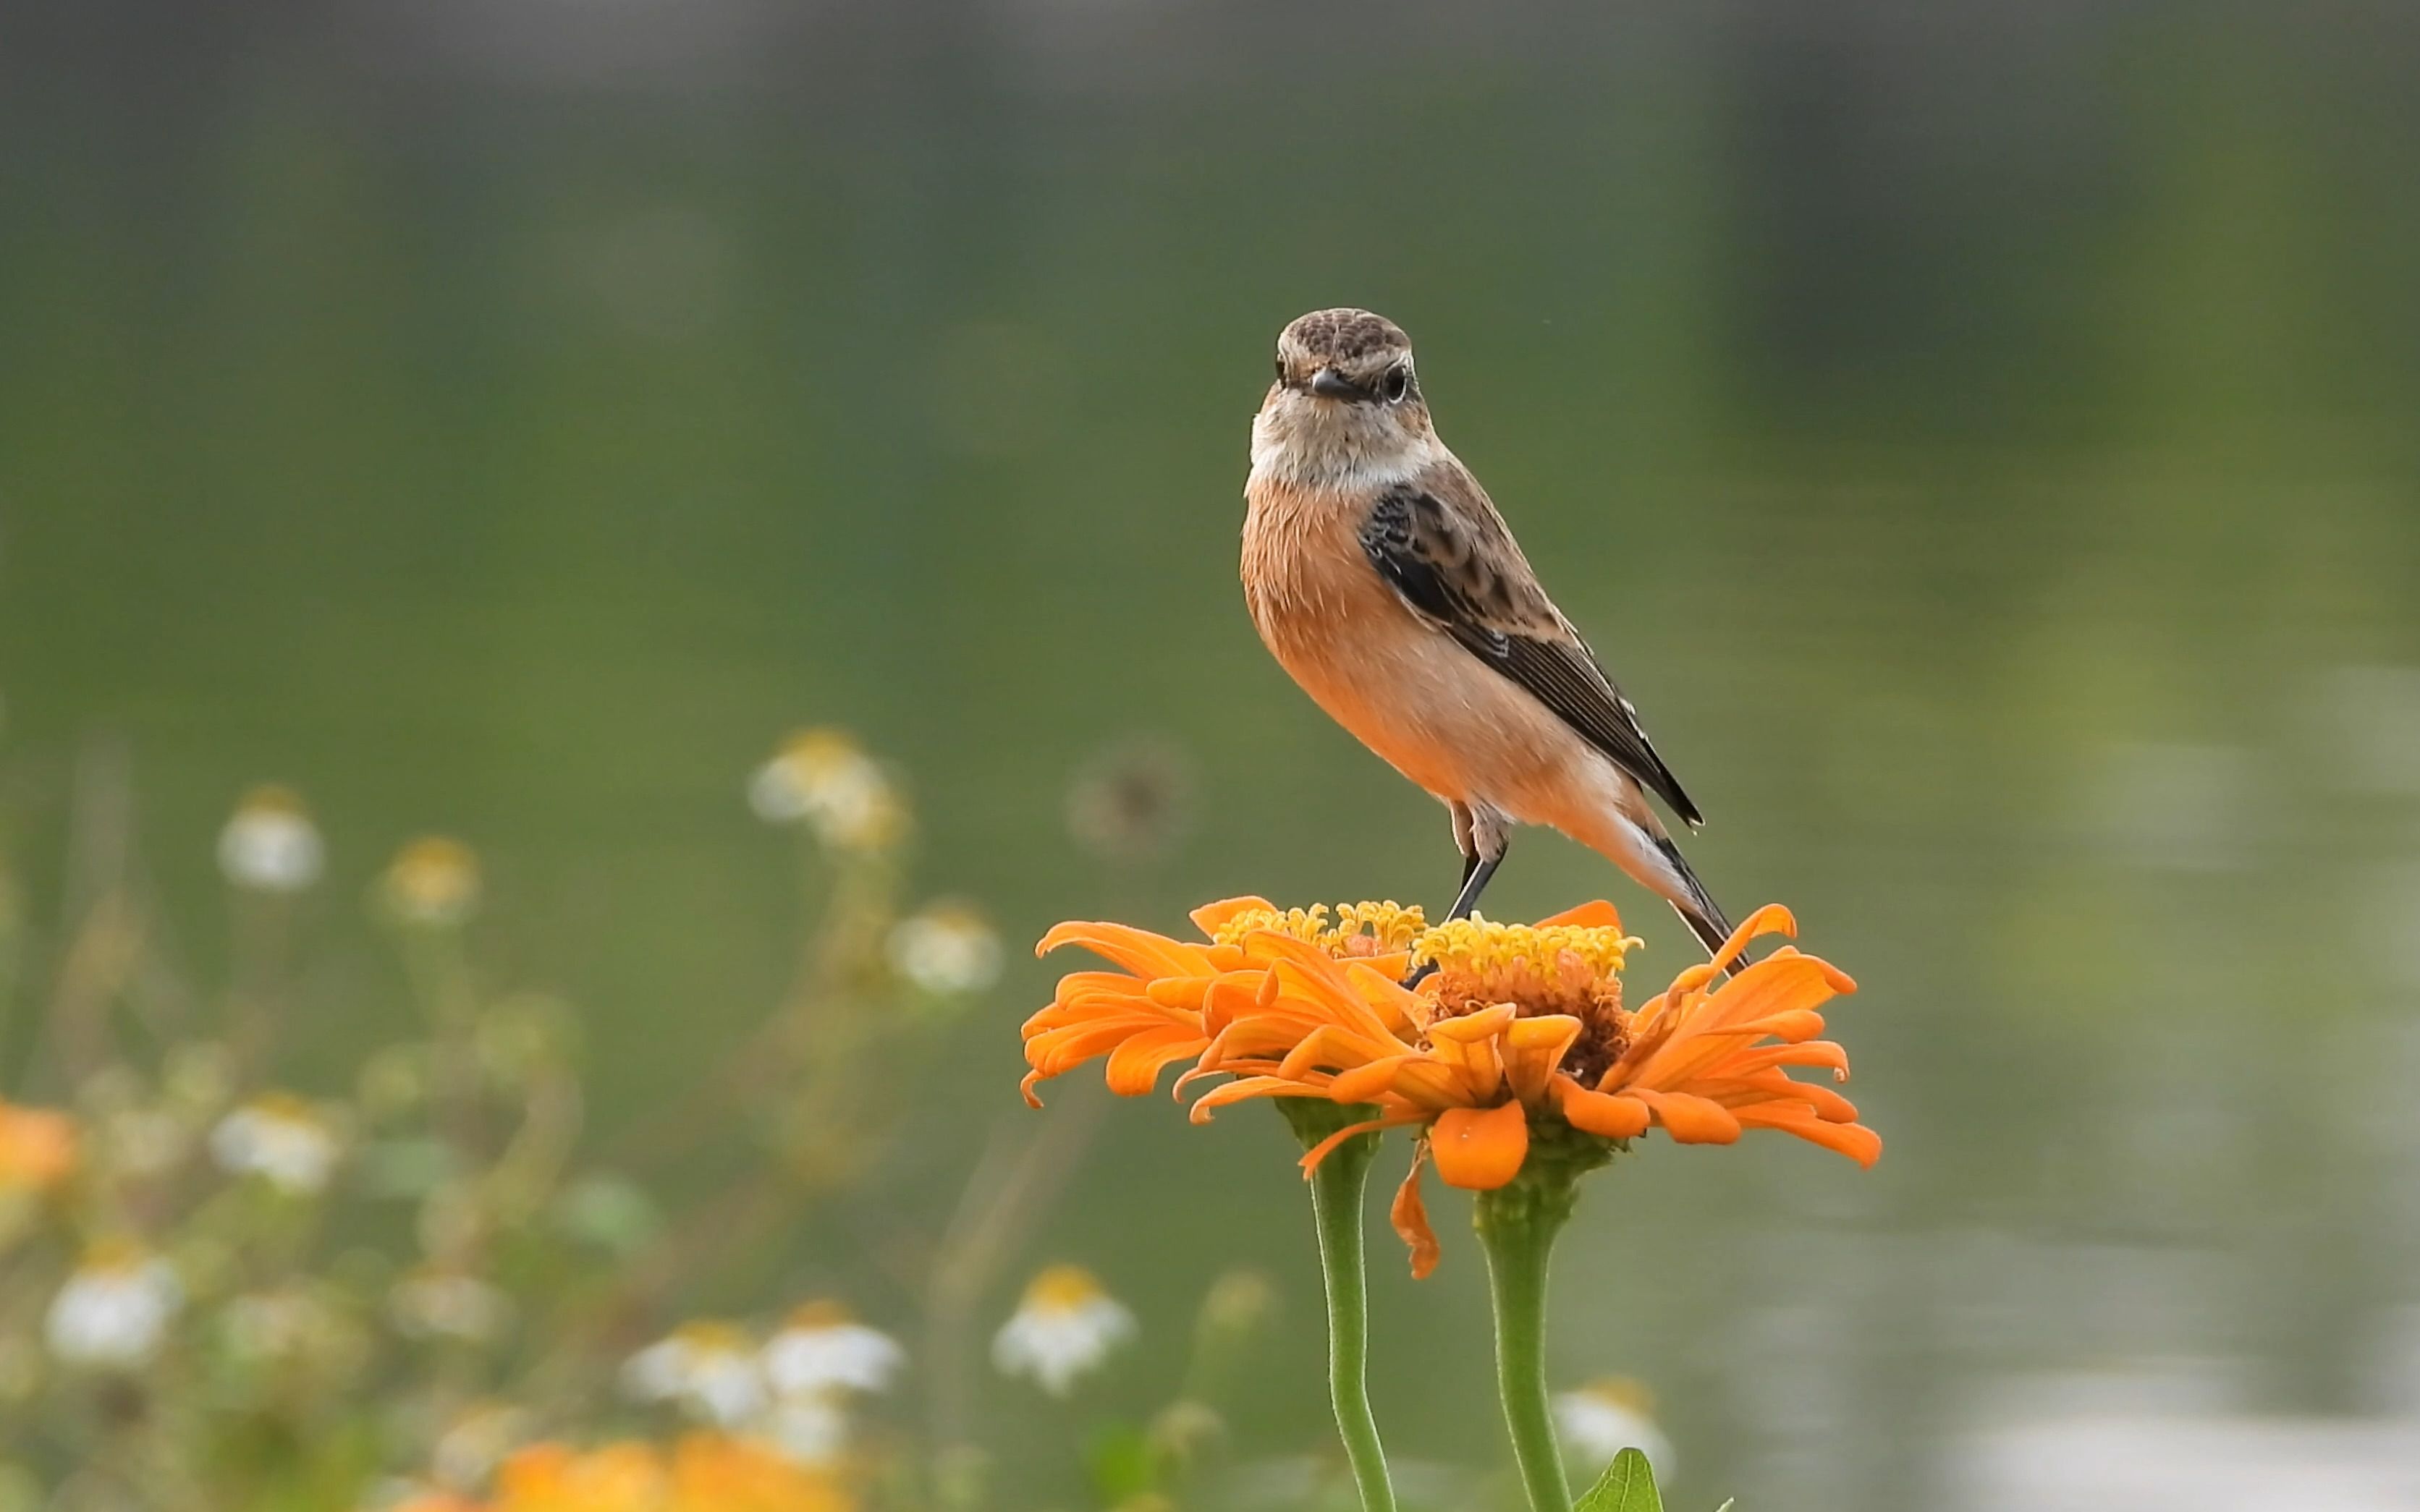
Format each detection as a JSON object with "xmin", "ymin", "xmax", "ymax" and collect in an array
[{"xmin": 1240, "ymin": 307, "xmax": 1736, "ymax": 962}]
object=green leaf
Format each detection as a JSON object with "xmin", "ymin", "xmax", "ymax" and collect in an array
[
  {"xmin": 1712, "ymin": 1501, "xmax": 1736, "ymax": 1512},
  {"xmin": 1572, "ymin": 1448, "xmax": 1664, "ymax": 1512}
]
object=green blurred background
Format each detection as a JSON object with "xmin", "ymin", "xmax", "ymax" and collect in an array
[{"xmin": 6, "ymin": 1, "xmax": 2420, "ymax": 1506}]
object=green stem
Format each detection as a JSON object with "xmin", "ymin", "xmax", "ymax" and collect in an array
[
  {"xmin": 1476, "ymin": 1177, "xmax": 1578, "ymax": 1512},
  {"xmin": 1282, "ymin": 1103, "xmax": 1398, "ymax": 1512}
]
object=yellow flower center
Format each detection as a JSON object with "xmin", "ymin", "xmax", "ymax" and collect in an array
[
  {"xmin": 1413, "ymin": 917, "xmax": 1638, "ymax": 980},
  {"xmin": 235, "ymin": 784, "xmax": 310, "ymax": 819},
  {"xmin": 783, "ymin": 1299, "xmax": 855, "ymax": 1330},
  {"xmin": 1024, "ymin": 1263, "xmax": 1107, "ymax": 1313},
  {"xmin": 1414, "ymin": 917, "xmax": 1640, "ymax": 1085},
  {"xmin": 669, "ymin": 1320, "xmax": 752, "ymax": 1355},
  {"xmin": 1211, "ymin": 901, "xmax": 1426, "ymax": 958},
  {"xmin": 1578, "ymin": 1375, "xmax": 1657, "ymax": 1413}
]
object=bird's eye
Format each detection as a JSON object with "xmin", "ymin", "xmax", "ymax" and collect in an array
[
  {"xmin": 1273, "ymin": 355, "xmax": 1287, "ymax": 385},
  {"xmin": 1382, "ymin": 365, "xmax": 1411, "ymax": 403}
]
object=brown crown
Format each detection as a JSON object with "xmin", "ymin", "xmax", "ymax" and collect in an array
[{"xmin": 1278, "ymin": 307, "xmax": 1411, "ymax": 366}]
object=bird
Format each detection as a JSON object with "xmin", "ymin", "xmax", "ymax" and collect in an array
[{"xmin": 1240, "ymin": 307, "xmax": 1737, "ymax": 964}]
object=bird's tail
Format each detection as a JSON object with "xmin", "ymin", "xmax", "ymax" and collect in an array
[{"xmin": 1651, "ymin": 834, "xmax": 1743, "ymax": 977}]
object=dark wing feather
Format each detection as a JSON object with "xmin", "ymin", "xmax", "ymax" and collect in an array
[{"xmin": 1360, "ymin": 478, "xmax": 1704, "ymax": 828}]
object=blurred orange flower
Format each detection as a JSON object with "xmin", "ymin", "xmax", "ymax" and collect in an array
[
  {"xmin": 486, "ymin": 1435, "xmax": 849, "ymax": 1512},
  {"xmin": 1020, "ymin": 896, "xmax": 1421, "ymax": 1106},
  {"xmin": 0, "ymin": 1100, "xmax": 77, "ymax": 1194}
]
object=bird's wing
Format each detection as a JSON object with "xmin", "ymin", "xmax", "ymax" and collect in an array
[{"xmin": 1358, "ymin": 469, "xmax": 1704, "ymax": 827}]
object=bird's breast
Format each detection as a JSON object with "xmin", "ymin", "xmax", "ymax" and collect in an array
[{"xmin": 1240, "ymin": 479, "xmax": 1494, "ymax": 800}]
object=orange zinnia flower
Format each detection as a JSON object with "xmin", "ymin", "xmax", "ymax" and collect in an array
[
  {"xmin": 1020, "ymin": 897, "xmax": 1423, "ymax": 1106},
  {"xmin": 1185, "ymin": 902, "xmax": 1878, "ymax": 1273}
]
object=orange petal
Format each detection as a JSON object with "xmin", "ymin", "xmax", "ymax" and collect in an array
[
  {"xmin": 1502, "ymin": 1015, "xmax": 1583, "ymax": 1103},
  {"xmin": 1296, "ymin": 1116, "xmax": 1416, "ymax": 1175},
  {"xmin": 1187, "ymin": 1074, "xmax": 1328, "ymax": 1122},
  {"xmin": 1391, "ymin": 1144, "xmax": 1441, "ymax": 1280},
  {"xmin": 1730, "ymin": 1041, "xmax": 1853, "ymax": 1079},
  {"xmin": 1034, "ymin": 921, "xmax": 1209, "ymax": 978},
  {"xmin": 1103, "ymin": 1027, "xmax": 1210, "ymax": 1096},
  {"xmin": 1327, "ymin": 1056, "xmax": 1416, "ymax": 1103},
  {"xmin": 1630, "ymin": 1088, "xmax": 1743, "ymax": 1144},
  {"xmin": 1430, "ymin": 1003, "xmax": 1518, "ymax": 1043},
  {"xmin": 1430, "ymin": 1101, "xmax": 1529, "ymax": 1189},
  {"xmin": 1143, "ymin": 977, "xmax": 1214, "ymax": 1010},
  {"xmin": 1388, "ymin": 1058, "xmax": 1471, "ymax": 1111},
  {"xmin": 1535, "ymin": 899, "xmax": 1625, "ymax": 930},
  {"xmin": 1732, "ymin": 1104, "xmax": 1883, "ymax": 1166},
  {"xmin": 1552, "ymin": 1076, "xmax": 1649, "ymax": 1138},
  {"xmin": 1188, "ymin": 896, "xmax": 1277, "ymax": 936},
  {"xmin": 1709, "ymin": 903, "xmax": 1798, "ymax": 974}
]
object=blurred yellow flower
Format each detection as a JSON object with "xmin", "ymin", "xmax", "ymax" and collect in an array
[
  {"xmin": 384, "ymin": 837, "xmax": 482, "ymax": 926},
  {"xmin": 748, "ymin": 729, "xmax": 905, "ymax": 853},
  {"xmin": 217, "ymin": 785, "xmax": 326, "ymax": 893},
  {"xmin": 0, "ymin": 1100, "xmax": 76, "ymax": 1194},
  {"xmin": 993, "ymin": 1265, "xmax": 1134, "ymax": 1397}
]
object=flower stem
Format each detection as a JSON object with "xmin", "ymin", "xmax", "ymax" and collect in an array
[
  {"xmin": 1475, "ymin": 1174, "xmax": 1580, "ymax": 1512},
  {"xmin": 1282, "ymin": 1103, "xmax": 1398, "ymax": 1512}
]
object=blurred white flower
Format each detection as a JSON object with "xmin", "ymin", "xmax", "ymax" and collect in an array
[
  {"xmin": 762, "ymin": 1301, "xmax": 905, "ymax": 1396},
  {"xmin": 210, "ymin": 1094, "xmax": 340, "ymax": 1195},
  {"xmin": 748, "ymin": 729, "xmax": 905, "ymax": 851},
  {"xmin": 1554, "ymin": 1377, "xmax": 1675, "ymax": 1479},
  {"xmin": 389, "ymin": 1267, "xmax": 513, "ymax": 1344},
  {"xmin": 622, "ymin": 1321, "xmax": 766, "ymax": 1427},
  {"xmin": 993, "ymin": 1264, "xmax": 1134, "ymax": 1396},
  {"xmin": 381, "ymin": 837, "xmax": 482, "ymax": 926},
  {"xmin": 763, "ymin": 1395, "xmax": 851, "ymax": 1466},
  {"xmin": 217, "ymin": 786, "xmax": 324, "ymax": 893},
  {"xmin": 46, "ymin": 1246, "xmax": 182, "ymax": 1369},
  {"xmin": 887, "ymin": 903, "xmax": 1003, "ymax": 996}
]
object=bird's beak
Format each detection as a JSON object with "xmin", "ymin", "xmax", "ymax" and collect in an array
[{"xmin": 1308, "ymin": 368, "xmax": 1366, "ymax": 402}]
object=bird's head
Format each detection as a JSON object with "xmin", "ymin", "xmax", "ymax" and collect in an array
[{"xmin": 1252, "ymin": 307, "xmax": 1437, "ymax": 488}]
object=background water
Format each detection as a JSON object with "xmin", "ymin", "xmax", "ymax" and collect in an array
[{"xmin": 7, "ymin": 2, "xmax": 2420, "ymax": 1507}]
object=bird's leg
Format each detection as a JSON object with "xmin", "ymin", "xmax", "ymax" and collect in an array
[
  {"xmin": 1407, "ymin": 807, "xmax": 1510, "ymax": 987},
  {"xmin": 1446, "ymin": 804, "xmax": 1510, "ymax": 921},
  {"xmin": 1444, "ymin": 848, "xmax": 1502, "ymax": 922}
]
